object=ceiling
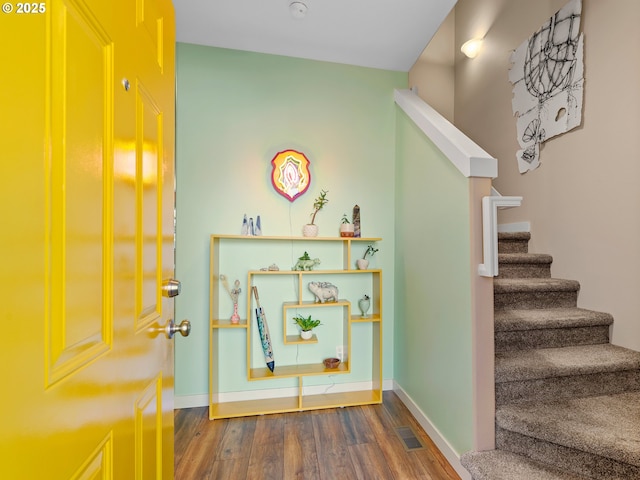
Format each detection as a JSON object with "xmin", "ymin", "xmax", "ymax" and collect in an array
[{"xmin": 173, "ymin": 0, "xmax": 457, "ymax": 72}]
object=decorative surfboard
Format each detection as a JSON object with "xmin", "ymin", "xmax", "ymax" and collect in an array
[{"xmin": 252, "ymin": 286, "xmax": 275, "ymax": 372}]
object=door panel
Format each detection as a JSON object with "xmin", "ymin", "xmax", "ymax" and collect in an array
[{"xmin": 0, "ymin": 0, "xmax": 176, "ymax": 478}]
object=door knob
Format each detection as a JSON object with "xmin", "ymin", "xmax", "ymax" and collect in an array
[
  {"xmin": 162, "ymin": 279, "xmax": 181, "ymax": 298},
  {"xmin": 165, "ymin": 319, "xmax": 190, "ymax": 339}
]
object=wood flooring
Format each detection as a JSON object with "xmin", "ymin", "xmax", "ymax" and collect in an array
[{"xmin": 175, "ymin": 391, "xmax": 461, "ymax": 479}]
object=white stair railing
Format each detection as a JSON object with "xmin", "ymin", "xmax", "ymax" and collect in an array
[{"xmin": 478, "ymin": 188, "xmax": 522, "ymax": 277}]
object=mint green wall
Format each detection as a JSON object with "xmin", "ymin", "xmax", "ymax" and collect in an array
[
  {"xmin": 394, "ymin": 108, "xmax": 474, "ymax": 454},
  {"xmin": 175, "ymin": 43, "xmax": 406, "ymax": 399}
]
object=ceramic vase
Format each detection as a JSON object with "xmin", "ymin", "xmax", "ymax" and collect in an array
[
  {"xmin": 358, "ymin": 296, "xmax": 371, "ymax": 318},
  {"xmin": 230, "ymin": 303, "xmax": 240, "ymax": 324},
  {"xmin": 356, "ymin": 258, "xmax": 369, "ymax": 270},
  {"xmin": 300, "ymin": 330, "xmax": 313, "ymax": 340},
  {"xmin": 303, "ymin": 224, "xmax": 319, "ymax": 237}
]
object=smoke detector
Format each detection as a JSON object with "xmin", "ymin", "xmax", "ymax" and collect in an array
[{"xmin": 289, "ymin": 1, "xmax": 308, "ymax": 19}]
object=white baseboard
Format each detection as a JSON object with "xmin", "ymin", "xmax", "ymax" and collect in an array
[
  {"xmin": 174, "ymin": 379, "xmax": 395, "ymax": 410},
  {"xmin": 393, "ymin": 382, "xmax": 472, "ymax": 480},
  {"xmin": 174, "ymin": 393, "xmax": 209, "ymax": 409},
  {"xmin": 497, "ymin": 221, "xmax": 530, "ymax": 233}
]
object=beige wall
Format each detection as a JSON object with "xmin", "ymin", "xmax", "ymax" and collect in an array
[
  {"xmin": 412, "ymin": 0, "xmax": 640, "ymax": 351},
  {"xmin": 409, "ymin": 10, "xmax": 455, "ymax": 123}
]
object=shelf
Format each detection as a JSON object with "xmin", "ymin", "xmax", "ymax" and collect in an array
[
  {"xmin": 211, "ymin": 319, "xmax": 248, "ymax": 328},
  {"xmin": 285, "ymin": 334, "xmax": 318, "ymax": 344},
  {"xmin": 211, "ymin": 234, "xmax": 382, "ymax": 242},
  {"xmin": 209, "ymin": 395, "xmax": 300, "ymax": 420},
  {"xmin": 249, "ymin": 269, "xmax": 381, "ymax": 275},
  {"xmin": 301, "ymin": 389, "xmax": 382, "ymax": 410},
  {"xmin": 208, "ymin": 389, "xmax": 382, "ymax": 420},
  {"xmin": 249, "ymin": 361, "xmax": 349, "ymax": 380},
  {"xmin": 351, "ymin": 314, "xmax": 381, "ymax": 323},
  {"xmin": 210, "ymin": 233, "xmax": 382, "ymax": 420},
  {"xmin": 283, "ymin": 300, "xmax": 350, "ymax": 308}
]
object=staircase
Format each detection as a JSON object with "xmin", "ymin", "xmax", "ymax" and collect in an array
[{"xmin": 461, "ymin": 232, "xmax": 640, "ymax": 480}]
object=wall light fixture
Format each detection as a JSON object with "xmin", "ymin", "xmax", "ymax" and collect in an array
[{"xmin": 461, "ymin": 38, "xmax": 483, "ymax": 59}]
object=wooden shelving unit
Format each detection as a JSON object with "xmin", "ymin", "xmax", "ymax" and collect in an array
[{"xmin": 209, "ymin": 234, "xmax": 382, "ymax": 420}]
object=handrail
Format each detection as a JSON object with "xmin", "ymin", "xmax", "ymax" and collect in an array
[
  {"xmin": 478, "ymin": 193, "xmax": 523, "ymax": 277},
  {"xmin": 394, "ymin": 89, "xmax": 497, "ymax": 178}
]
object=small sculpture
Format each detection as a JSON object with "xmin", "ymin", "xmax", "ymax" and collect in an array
[
  {"xmin": 241, "ymin": 214, "xmax": 249, "ymax": 235},
  {"xmin": 220, "ymin": 274, "xmax": 241, "ymax": 324},
  {"xmin": 240, "ymin": 214, "xmax": 263, "ymax": 236},
  {"xmin": 293, "ymin": 251, "xmax": 320, "ymax": 271},
  {"xmin": 260, "ymin": 263, "xmax": 280, "ymax": 271},
  {"xmin": 308, "ymin": 281, "xmax": 339, "ymax": 303}
]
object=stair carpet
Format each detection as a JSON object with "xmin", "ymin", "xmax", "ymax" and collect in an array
[{"xmin": 461, "ymin": 232, "xmax": 640, "ymax": 480}]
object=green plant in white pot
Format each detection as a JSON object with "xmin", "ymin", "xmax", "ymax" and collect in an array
[
  {"xmin": 356, "ymin": 244, "xmax": 378, "ymax": 270},
  {"xmin": 293, "ymin": 314, "xmax": 322, "ymax": 340},
  {"xmin": 303, "ymin": 189, "xmax": 328, "ymax": 237},
  {"xmin": 339, "ymin": 214, "xmax": 354, "ymax": 237}
]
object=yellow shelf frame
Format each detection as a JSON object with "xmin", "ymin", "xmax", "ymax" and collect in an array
[{"xmin": 209, "ymin": 234, "xmax": 382, "ymax": 420}]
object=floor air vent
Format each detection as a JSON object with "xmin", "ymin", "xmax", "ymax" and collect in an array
[{"xmin": 394, "ymin": 425, "xmax": 424, "ymax": 451}]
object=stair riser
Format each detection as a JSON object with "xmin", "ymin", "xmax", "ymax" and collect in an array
[
  {"xmin": 497, "ymin": 264, "xmax": 551, "ymax": 279},
  {"xmin": 496, "ymin": 427, "xmax": 640, "ymax": 480},
  {"xmin": 495, "ymin": 325, "xmax": 610, "ymax": 352},
  {"xmin": 495, "ymin": 291, "xmax": 578, "ymax": 310},
  {"xmin": 498, "ymin": 240, "xmax": 529, "ymax": 254},
  {"xmin": 496, "ymin": 369, "xmax": 640, "ymax": 406}
]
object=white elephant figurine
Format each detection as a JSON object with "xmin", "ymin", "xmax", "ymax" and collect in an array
[{"xmin": 308, "ymin": 281, "xmax": 339, "ymax": 303}]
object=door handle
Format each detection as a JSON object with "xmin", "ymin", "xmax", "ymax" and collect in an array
[
  {"xmin": 165, "ymin": 319, "xmax": 191, "ymax": 339},
  {"xmin": 162, "ymin": 279, "xmax": 181, "ymax": 298}
]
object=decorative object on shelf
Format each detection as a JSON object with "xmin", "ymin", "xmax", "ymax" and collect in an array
[
  {"xmin": 293, "ymin": 314, "xmax": 322, "ymax": 340},
  {"xmin": 259, "ymin": 263, "xmax": 280, "ymax": 271},
  {"xmin": 356, "ymin": 244, "xmax": 379, "ymax": 270},
  {"xmin": 241, "ymin": 214, "xmax": 263, "ymax": 236},
  {"xmin": 303, "ymin": 189, "xmax": 328, "ymax": 237},
  {"xmin": 339, "ymin": 214, "xmax": 354, "ymax": 237},
  {"xmin": 293, "ymin": 251, "xmax": 320, "ymax": 271},
  {"xmin": 323, "ymin": 357, "xmax": 341, "ymax": 369},
  {"xmin": 252, "ymin": 286, "xmax": 275, "ymax": 372},
  {"xmin": 241, "ymin": 214, "xmax": 249, "ymax": 235},
  {"xmin": 220, "ymin": 275, "xmax": 242, "ymax": 324},
  {"xmin": 358, "ymin": 294, "xmax": 371, "ymax": 318},
  {"xmin": 255, "ymin": 215, "xmax": 262, "ymax": 236},
  {"xmin": 308, "ymin": 281, "xmax": 339, "ymax": 303},
  {"xmin": 353, "ymin": 205, "xmax": 361, "ymax": 238},
  {"xmin": 271, "ymin": 149, "xmax": 311, "ymax": 202}
]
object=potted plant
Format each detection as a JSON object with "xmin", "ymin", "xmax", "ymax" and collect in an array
[
  {"xmin": 339, "ymin": 214, "xmax": 354, "ymax": 237},
  {"xmin": 303, "ymin": 189, "xmax": 328, "ymax": 237},
  {"xmin": 293, "ymin": 314, "xmax": 322, "ymax": 340},
  {"xmin": 356, "ymin": 244, "xmax": 378, "ymax": 270}
]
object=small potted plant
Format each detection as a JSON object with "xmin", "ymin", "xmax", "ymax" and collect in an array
[
  {"xmin": 339, "ymin": 214, "xmax": 354, "ymax": 237},
  {"xmin": 356, "ymin": 244, "xmax": 378, "ymax": 270},
  {"xmin": 303, "ymin": 189, "xmax": 328, "ymax": 237},
  {"xmin": 293, "ymin": 314, "xmax": 322, "ymax": 340}
]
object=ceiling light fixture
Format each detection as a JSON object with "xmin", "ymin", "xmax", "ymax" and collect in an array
[
  {"xmin": 289, "ymin": 1, "xmax": 308, "ymax": 19},
  {"xmin": 461, "ymin": 38, "xmax": 483, "ymax": 59}
]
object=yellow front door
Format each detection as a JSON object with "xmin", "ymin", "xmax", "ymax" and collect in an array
[{"xmin": 0, "ymin": 0, "xmax": 178, "ymax": 478}]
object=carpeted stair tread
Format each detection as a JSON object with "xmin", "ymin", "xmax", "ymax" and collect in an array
[
  {"xmin": 497, "ymin": 232, "xmax": 531, "ymax": 254},
  {"xmin": 494, "ymin": 278, "xmax": 580, "ymax": 293},
  {"xmin": 495, "ymin": 343, "xmax": 640, "ymax": 383},
  {"xmin": 460, "ymin": 450, "xmax": 584, "ymax": 480},
  {"xmin": 495, "ymin": 307, "xmax": 614, "ymax": 332},
  {"xmin": 498, "ymin": 253, "xmax": 553, "ymax": 264},
  {"xmin": 498, "ymin": 232, "xmax": 531, "ymax": 241},
  {"xmin": 496, "ymin": 391, "xmax": 640, "ymax": 467}
]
